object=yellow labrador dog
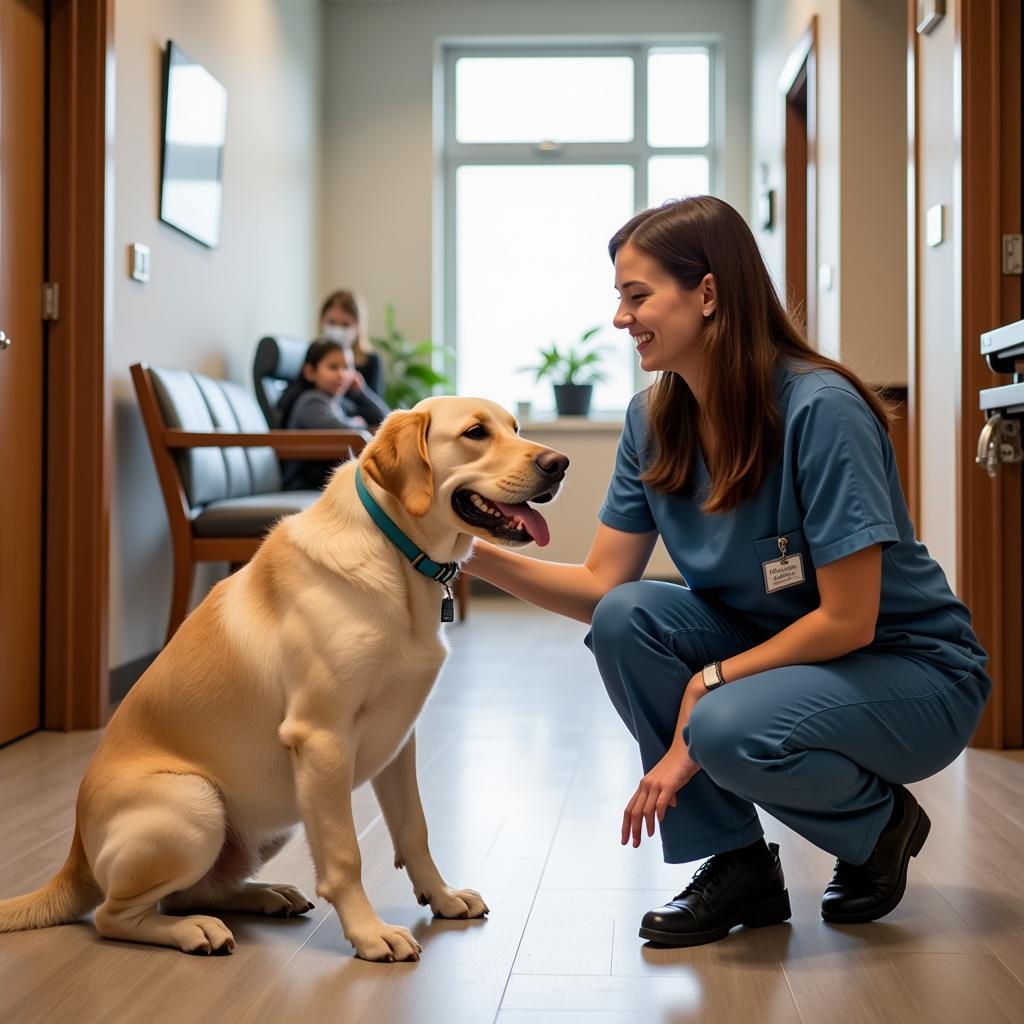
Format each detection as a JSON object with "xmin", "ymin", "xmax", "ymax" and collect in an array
[{"xmin": 0, "ymin": 397, "xmax": 568, "ymax": 962}]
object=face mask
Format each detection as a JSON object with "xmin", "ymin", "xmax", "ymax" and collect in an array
[{"xmin": 322, "ymin": 323, "xmax": 358, "ymax": 349}]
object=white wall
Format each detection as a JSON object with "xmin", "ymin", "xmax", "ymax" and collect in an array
[
  {"xmin": 110, "ymin": 0, "xmax": 323, "ymax": 667},
  {"xmin": 915, "ymin": 5, "xmax": 959, "ymax": 589},
  {"xmin": 750, "ymin": 0, "xmax": 907, "ymax": 387},
  {"xmin": 838, "ymin": 0, "xmax": 908, "ymax": 387}
]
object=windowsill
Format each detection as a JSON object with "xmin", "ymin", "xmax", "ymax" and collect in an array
[{"xmin": 520, "ymin": 414, "xmax": 625, "ymax": 433}]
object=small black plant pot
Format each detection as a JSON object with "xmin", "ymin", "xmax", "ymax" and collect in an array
[{"xmin": 553, "ymin": 383, "xmax": 593, "ymax": 417}]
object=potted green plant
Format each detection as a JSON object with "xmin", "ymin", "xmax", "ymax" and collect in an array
[
  {"xmin": 520, "ymin": 326, "xmax": 609, "ymax": 417},
  {"xmin": 369, "ymin": 304, "xmax": 454, "ymax": 409}
]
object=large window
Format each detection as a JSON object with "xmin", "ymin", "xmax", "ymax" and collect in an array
[{"xmin": 444, "ymin": 45, "xmax": 717, "ymax": 414}]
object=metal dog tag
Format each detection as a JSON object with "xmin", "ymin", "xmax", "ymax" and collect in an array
[
  {"xmin": 440, "ymin": 584, "xmax": 455, "ymax": 623},
  {"xmin": 762, "ymin": 535, "xmax": 806, "ymax": 593}
]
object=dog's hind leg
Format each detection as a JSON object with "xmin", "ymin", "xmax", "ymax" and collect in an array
[
  {"xmin": 90, "ymin": 774, "xmax": 236, "ymax": 954},
  {"xmin": 168, "ymin": 881, "xmax": 315, "ymax": 917},
  {"xmin": 162, "ymin": 828, "xmax": 314, "ymax": 917}
]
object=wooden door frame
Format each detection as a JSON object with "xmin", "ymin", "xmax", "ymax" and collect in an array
[
  {"xmin": 779, "ymin": 17, "xmax": 818, "ymax": 341},
  {"xmin": 956, "ymin": 0, "xmax": 1022, "ymax": 748},
  {"xmin": 906, "ymin": 0, "xmax": 921, "ymax": 530},
  {"xmin": 909, "ymin": 0, "xmax": 1023, "ymax": 748},
  {"xmin": 44, "ymin": 0, "xmax": 113, "ymax": 729}
]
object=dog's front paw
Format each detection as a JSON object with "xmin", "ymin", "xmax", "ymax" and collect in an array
[
  {"xmin": 348, "ymin": 921, "xmax": 422, "ymax": 963},
  {"xmin": 424, "ymin": 886, "xmax": 490, "ymax": 920}
]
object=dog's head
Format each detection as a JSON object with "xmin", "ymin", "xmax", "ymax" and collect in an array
[{"xmin": 360, "ymin": 396, "xmax": 569, "ymax": 547}]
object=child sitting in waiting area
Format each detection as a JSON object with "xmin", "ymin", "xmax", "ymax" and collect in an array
[{"xmin": 277, "ymin": 339, "xmax": 389, "ymax": 491}]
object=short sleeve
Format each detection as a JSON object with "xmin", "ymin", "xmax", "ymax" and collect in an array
[
  {"xmin": 794, "ymin": 386, "xmax": 899, "ymax": 565},
  {"xmin": 599, "ymin": 397, "xmax": 657, "ymax": 533}
]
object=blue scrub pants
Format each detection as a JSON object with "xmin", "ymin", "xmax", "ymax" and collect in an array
[{"xmin": 585, "ymin": 581, "xmax": 990, "ymax": 865}]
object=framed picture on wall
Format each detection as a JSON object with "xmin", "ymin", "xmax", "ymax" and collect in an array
[{"xmin": 159, "ymin": 41, "xmax": 228, "ymax": 248}]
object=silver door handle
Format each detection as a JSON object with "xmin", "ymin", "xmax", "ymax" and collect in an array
[
  {"xmin": 977, "ymin": 415, "xmax": 1001, "ymax": 476},
  {"xmin": 0, "ymin": 331, "xmax": 10, "ymax": 350}
]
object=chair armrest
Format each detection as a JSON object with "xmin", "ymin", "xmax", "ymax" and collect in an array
[{"xmin": 163, "ymin": 428, "xmax": 371, "ymax": 459}]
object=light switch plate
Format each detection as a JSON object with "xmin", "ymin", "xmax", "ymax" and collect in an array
[
  {"xmin": 818, "ymin": 264, "xmax": 835, "ymax": 292},
  {"xmin": 130, "ymin": 243, "xmax": 151, "ymax": 282},
  {"xmin": 926, "ymin": 205, "xmax": 945, "ymax": 247}
]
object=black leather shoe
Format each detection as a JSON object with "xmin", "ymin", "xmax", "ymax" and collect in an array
[
  {"xmin": 821, "ymin": 785, "xmax": 931, "ymax": 924},
  {"xmin": 638, "ymin": 841, "xmax": 791, "ymax": 947}
]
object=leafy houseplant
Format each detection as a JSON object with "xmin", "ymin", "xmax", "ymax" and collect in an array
[
  {"xmin": 369, "ymin": 304, "xmax": 454, "ymax": 410},
  {"xmin": 520, "ymin": 326, "xmax": 609, "ymax": 417}
]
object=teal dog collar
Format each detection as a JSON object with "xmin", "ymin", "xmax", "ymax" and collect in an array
[{"xmin": 355, "ymin": 468, "xmax": 459, "ymax": 621}]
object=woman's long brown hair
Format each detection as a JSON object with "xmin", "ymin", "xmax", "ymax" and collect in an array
[{"xmin": 609, "ymin": 196, "xmax": 892, "ymax": 514}]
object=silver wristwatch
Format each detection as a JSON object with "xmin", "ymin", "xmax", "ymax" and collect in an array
[{"xmin": 701, "ymin": 661, "xmax": 725, "ymax": 690}]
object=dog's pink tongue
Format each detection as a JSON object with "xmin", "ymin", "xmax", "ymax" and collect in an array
[{"xmin": 493, "ymin": 501, "xmax": 550, "ymax": 547}]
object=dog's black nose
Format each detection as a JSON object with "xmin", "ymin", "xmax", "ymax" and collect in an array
[{"xmin": 535, "ymin": 450, "xmax": 570, "ymax": 477}]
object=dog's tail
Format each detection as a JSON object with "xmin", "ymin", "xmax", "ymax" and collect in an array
[{"xmin": 0, "ymin": 824, "xmax": 103, "ymax": 932}]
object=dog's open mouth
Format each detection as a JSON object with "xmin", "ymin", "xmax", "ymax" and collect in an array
[{"xmin": 452, "ymin": 489, "xmax": 553, "ymax": 546}]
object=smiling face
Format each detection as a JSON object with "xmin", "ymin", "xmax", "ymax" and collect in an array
[
  {"xmin": 359, "ymin": 397, "xmax": 569, "ymax": 548},
  {"xmin": 612, "ymin": 242, "xmax": 716, "ymax": 376}
]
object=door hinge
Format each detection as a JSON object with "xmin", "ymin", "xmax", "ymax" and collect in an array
[
  {"xmin": 42, "ymin": 282, "xmax": 60, "ymax": 321},
  {"xmin": 1003, "ymin": 234, "xmax": 1023, "ymax": 275}
]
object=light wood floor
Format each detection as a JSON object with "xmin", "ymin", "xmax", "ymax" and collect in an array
[{"xmin": 1, "ymin": 597, "xmax": 1023, "ymax": 1024}]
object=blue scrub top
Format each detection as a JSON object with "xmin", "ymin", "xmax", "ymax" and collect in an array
[{"xmin": 600, "ymin": 362, "xmax": 988, "ymax": 678}]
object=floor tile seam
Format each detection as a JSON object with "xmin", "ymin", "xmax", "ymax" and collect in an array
[
  {"xmin": 0, "ymin": 825, "xmax": 74, "ymax": 876},
  {"xmin": 910, "ymin": 858, "xmax": 1015, "ymax": 966},
  {"xmin": 493, "ymin": 710, "xmax": 596, "ymax": 1024}
]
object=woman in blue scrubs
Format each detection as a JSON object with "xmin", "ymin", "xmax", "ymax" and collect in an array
[{"xmin": 468, "ymin": 196, "xmax": 991, "ymax": 947}]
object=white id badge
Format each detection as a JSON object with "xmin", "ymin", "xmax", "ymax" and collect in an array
[{"xmin": 762, "ymin": 536, "xmax": 806, "ymax": 593}]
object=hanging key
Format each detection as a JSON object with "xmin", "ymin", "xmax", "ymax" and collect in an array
[{"xmin": 441, "ymin": 582, "xmax": 455, "ymax": 623}]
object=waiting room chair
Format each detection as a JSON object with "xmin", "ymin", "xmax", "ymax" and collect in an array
[
  {"xmin": 252, "ymin": 334, "xmax": 307, "ymax": 427},
  {"xmin": 131, "ymin": 362, "xmax": 369, "ymax": 643}
]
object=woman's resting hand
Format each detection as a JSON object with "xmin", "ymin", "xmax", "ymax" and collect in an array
[{"xmin": 621, "ymin": 744, "xmax": 701, "ymax": 848}]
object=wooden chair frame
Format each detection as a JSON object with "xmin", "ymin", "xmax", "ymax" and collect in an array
[
  {"xmin": 132, "ymin": 362, "xmax": 370, "ymax": 642},
  {"xmin": 131, "ymin": 362, "xmax": 468, "ymax": 644}
]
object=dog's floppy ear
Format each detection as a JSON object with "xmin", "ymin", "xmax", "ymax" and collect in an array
[{"xmin": 361, "ymin": 410, "xmax": 433, "ymax": 517}]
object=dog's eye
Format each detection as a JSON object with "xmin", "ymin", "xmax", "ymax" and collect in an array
[{"xmin": 463, "ymin": 425, "xmax": 488, "ymax": 441}]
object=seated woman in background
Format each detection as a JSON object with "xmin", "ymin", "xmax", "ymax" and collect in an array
[
  {"xmin": 320, "ymin": 288, "xmax": 385, "ymax": 395},
  {"xmin": 277, "ymin": 338, "xmax": 390, "ymax": 491}
]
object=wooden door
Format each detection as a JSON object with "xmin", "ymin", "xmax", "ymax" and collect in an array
[
  {"xmin": 911, "ymin": 0, "xmax": 1024, "ymax": 747},
  {"xmin": 958, "ymin": 0, "xmax": 1023, "ymax": 747},
  {"xmin": 0, "ymin": 0, "xmax": 46, "ymax": 745},
  {"xmin": 784, "ymin": 73, "xmax": 808, "ymax": 325}
]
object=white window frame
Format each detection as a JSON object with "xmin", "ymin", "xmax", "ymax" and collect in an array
[{"xmin": 439, "ymin": 40, "xmax": 721, "ymax": 407}]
